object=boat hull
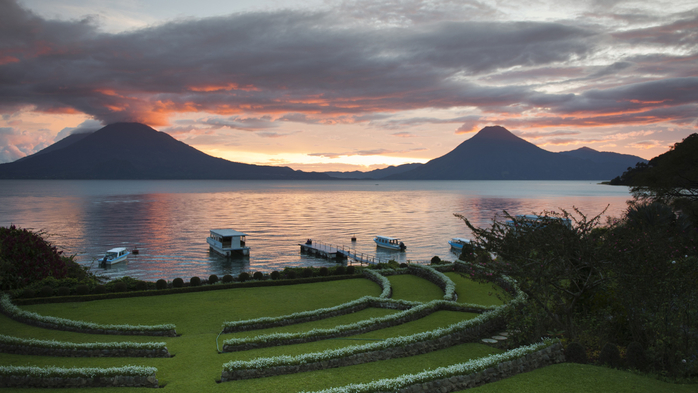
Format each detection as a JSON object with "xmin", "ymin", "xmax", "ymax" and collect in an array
[{"xmin": 207, "ymin": 237, "xmax": 249, "ymax": 257}]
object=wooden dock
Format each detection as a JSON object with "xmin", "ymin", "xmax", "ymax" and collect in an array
[{"xmin": 299, "ymin": 240, "xmax": 384, "ymax": 265}]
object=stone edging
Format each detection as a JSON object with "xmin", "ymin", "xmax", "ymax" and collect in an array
[
  {"xmin": 0, "ymin": 343, "xmax": 171, "ymax": 358},
  {"xmin": 221, "ymin": 301, "xmax": 486, "ymax": 353},
  {"xmin": 0, "ymin": 373, "xmax": 159, "ymax": 389},
  {"xmin": 220, "ymin": 315, "xmax": 504, "ymax": 381},
  {"xmin": 392, "ymin": 343, "xmax": 565, "ymax": 393}
]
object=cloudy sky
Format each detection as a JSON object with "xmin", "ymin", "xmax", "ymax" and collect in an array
[{"xmin": 1, "ymin": 0, "xmax": 696, "ymax": 171}]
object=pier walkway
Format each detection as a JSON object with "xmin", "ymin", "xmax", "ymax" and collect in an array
[{"xmin": 298, "ymin": 240, "xmax": 385, "ymax": 265}]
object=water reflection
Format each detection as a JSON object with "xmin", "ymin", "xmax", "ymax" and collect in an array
[{"xmin": 0, "ymin": 180, "xmax": 632, "ymax": 281}]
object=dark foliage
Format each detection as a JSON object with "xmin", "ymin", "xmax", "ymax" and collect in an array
[
  {"xmin": 22, "ymin": 288, "xmax": 35, "ymax": 298},
  {"xmin": 222, "ymin": 274, "xmax": 233, "ymax": 283},
  {"xmin": 172, "ymin": 278, "xmax": 184, "ymax": 288},
  {"xmin": 598, "ymin": 343, "xmax": 621, "ymax": 368},
  {"xmin": 270, "ymin": 271, "xmax": 281, "ymax": 280},
  {"xmin": 286, "ymin": 270, "xmax": 297, "ymax": 279},
  {"xmin": 190, "ymin": 276, "xmax": 201, "ymax": 287},
  {"xmin": 75, "ymin": 284, "xmax": 89, "ymax": 295},
  {"xmin": 208, "ymin": 274, "xmax": 218, "ymax": 284},
  {"xmin": 135, "ymin": 281, "xmax": 148, "ymax": 291},
  {"xmin": 253, "ymin": 271, "xmax": 264, "ymax": 280},
  {"xmin": 0, "ymin": 225, "xmax": 67, "ymax": 290},
  {"xmin": 430, "ymin": 256, "xmax": 442, "ymax": 264},
  {"xmin": 565, "ymin": 342, "xmax": 588, "ymax": 364},
  {"xmin": 238, "ymin": 272, "xmax": 250, "ymax": 282},
  {"xmin": 333, "ymin": 266, "xmax": 345, "ymax": 275},
  {"xmin": 302, "ymin": 267, "xmax": 314, "ymax": 278},
  {"xmin": 113, "ymin": 282, "xmax": 127, "ymax": 292},
  {"xmin": 38, "ymin": 286, "xmax": 53, "ymax": 297},
  {"xmin": 94, "ymin": 285, "xmax": 106, "ymax": 294},
  {"xmin": 346, "ymin": 265, "xmax": 355, "ymax": 274},
  {"xmin": 626, "ymin": 341, "xmax": 647, "ymax": 371},
  {"xmin": 156, "ymin": 279, "xmax": 167, "ymax": 290},
  {"xmin": 56, "ymin": 286, "xmax": 70, "ymax": 296},
  {"xmin": 319, "ymin": 267, "xmax": 329, "ymax": 276}
]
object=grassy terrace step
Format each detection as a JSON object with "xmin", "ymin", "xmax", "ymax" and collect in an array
[
  {"xmin": 445, "ymin": 272, "xmax": 509, "ymax": 306},
  {"xmin": 387, "ymin": 274, "xmax": 444, "ymax": 302}
]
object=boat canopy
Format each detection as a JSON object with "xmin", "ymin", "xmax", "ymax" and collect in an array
[
  {"xmin": 375, "ymin": 236, "xmax": 400, "ymax": 242},
  {"xmin": 106, "ymin": 247, "xmax": 127, "ymax": 253},
  {"xmin": 210, "ymin": 229, "xmax": 247, "ymax": 237}
]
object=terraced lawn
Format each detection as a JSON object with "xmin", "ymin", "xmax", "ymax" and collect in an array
[{"xmin": 387, "ymin": 274, "xmax": 443, "ymax": 302}]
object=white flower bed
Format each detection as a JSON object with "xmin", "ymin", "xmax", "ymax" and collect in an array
[
  {"xmin": 363, "ymin": 270, "xmax": 392, "ymax": 298},
  {"xmin": 298, "ymin": 340, "xmax": 554, "ymax": 393},
  {"xmin": 0, "ymin": 364, "xmax": 157, "ymax": 378},
  {"xmin": 222, "ymin": 298, "xmax": 491, "ymax": 348},
  {"xmin": 0, "ymin": 294, "xmax": 176, "ymax": 333},
  {"xmin": 0, "ymin": 334, "xmax": 166, "ymax": 351},
  {"xmin": 408, "ymin": 264, "xmax": 457, "ymax": 301},
  {"xmin": 222, "ymin": 296, "xmax": 421, "ymax": 332}
]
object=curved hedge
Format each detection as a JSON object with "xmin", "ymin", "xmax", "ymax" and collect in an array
[{"xmin": 0, "ymin": 334, "xmax": 170, "ymax": 357}]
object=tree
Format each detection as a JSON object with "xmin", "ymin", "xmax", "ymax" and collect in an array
[{"xmin": 455, "ymin": 208, "xmax": 609, "ymax": 339}]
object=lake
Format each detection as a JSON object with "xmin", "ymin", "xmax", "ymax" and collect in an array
[{"xmin": 0, "ymin": 180, "xmax": 632, "ymax": 281}]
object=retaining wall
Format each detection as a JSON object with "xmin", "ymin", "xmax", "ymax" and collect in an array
[
  {"xmin": 0, "ymin": 373, "xmax": 159, "ymax": 389},
  {"xmin": 0, "ymin": 344, "xmax": 170, "ymax": 358}
]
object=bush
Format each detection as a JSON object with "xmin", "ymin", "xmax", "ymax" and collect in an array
[
  {"xmin": 253, "ymin": 271, "xmax": 264, "ymax": 280},
  {"xmin": 399, "ymin": 263, "xmax": 408, "ymax": 268},
  {"xmin": 56, "ymin": 286, "xmax": 71, "ymax": 296},
  {"xmin": 113, "ymin": 282, "xmax": 127, "ymax": 292},
  {"xmin": 302, "ymin": 267, "xmax": 314, "ymax": 278},
  {"xmin": 22, "ymin": 288, "xmax": 35, "ymax": 298},
  {"xmin": 135, "ymin": 281, "xmax": 148, "ymax": 291},
  {"xmin": 270, "ymin": 271, "xmax": 281, "ymax": 280},
  {"xmin": 156, "ymin": 279, "xmax": 167, "ymax": 290},
  {"xmin": 94, "ymin": 285, "xmax": 106, "ymax": 294},
  {"xmin": 346, "ymin": 265, "xmax": 355, "ymax": 274},
  {"xmin": 598, "ymin": 342, "xmax": 621, "ymax": 368},
  {"xmin": 286, "ymin": 270, "xmax": 297, "ymax": 279},
  {"xmin": 625, "ymin": 341, "xmax": 646, "ymax": 370},
  {"xmin": 75, "ymin": 284, "xmax": 89, "ymax": 296},
  {"xmin": 565, "ymin": 342, "xmax": 588, "ymax": 364},
  {"xmin": 334, "ymin": 266, "xmax": 345, "ymax": 275},
  {"xmin": 222, "ymin": 274, "xmax": 233, "ymax": 283},
  {"xmin": 0, "ymin": 225, "xmax": 67, "ymax": 290},
  {"xmin": 38, "ymin": 286, "xmax": 53, "ymax": 297},
  {"xmin": 172, "ymin": 278, "xmax": 184, "ymax": 288},
  {"xmin": 238, "ymin": 272, "xmax": 250, "ymax": 282},
  {"xmin": 190, "ymin": 276, "xmax": 201, "ymax": 287},
  {"xmin": 319, "ymin": 267, "xmax": 329, "ymax": 276},
  {"xmin": 430, "ymin": 256, "xmax": 442, "ymax": 265},
  {"xmin": 208, "ymin": 274, "xmax": 219, "ymax": 284}
]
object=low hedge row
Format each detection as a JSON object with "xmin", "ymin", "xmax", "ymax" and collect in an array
[
  {"xmin": 0, "ymin": 294, "xmax": 176, "ymax": 336},
  {"xmin": 362, "ymin": 270, "xmax": 392, "ymax": 298},
  {"xmin": 12, "ymin": 274, "xmax": 366, "ymax": 306},
  {"xmin": 221, "ymin": 298, "xmax": 499, "ymax": 352},
  {"xmin": 407, "ymin": 264, "xmax": 457, "ymax": 301},
  {"xmin": 0, "ymin": 365, "xmax": 159, "ymax": 389},
  {"xmin": 0, "ymin": 334, "xmax": 170, "ymax": 357}
]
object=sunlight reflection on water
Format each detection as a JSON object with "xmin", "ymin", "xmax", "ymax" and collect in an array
[{"xmin": 0, "ymin": 180, "xmax": 631, "ymax": 281}]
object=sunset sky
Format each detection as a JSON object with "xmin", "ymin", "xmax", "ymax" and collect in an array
[{"xmin": 1, "ymin": 0, "xmax": 696, "ymax": 171}]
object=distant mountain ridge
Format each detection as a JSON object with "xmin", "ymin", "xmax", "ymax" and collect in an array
[
  {"xmin": 0, "ymin": 123, "xmax": 330, "ymax": 180},
  {"xmin": 382, "ymin": 126, "xmax": 646, "ymax": 180}
]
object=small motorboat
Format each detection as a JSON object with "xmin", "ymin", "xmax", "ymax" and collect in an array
[
  {"xmin": 374, "ymin": 235, "xmax": 406, "ymax": 251},
  {"xmin": 100, "ymin": 247, "xmax": 129, "ymax": 267},
  {"xmin": 448, "ymin": 237, "xmax": 471, "ymax": 251}
]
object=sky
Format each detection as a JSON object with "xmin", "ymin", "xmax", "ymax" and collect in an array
[{"xmin": 1, "ymin": 0, "xmax": 697, "ymax": 172}]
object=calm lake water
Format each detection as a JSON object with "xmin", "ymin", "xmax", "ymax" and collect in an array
[{"xmin": 0, "ymin": 180, "xmax": 631, "ymax": 281}]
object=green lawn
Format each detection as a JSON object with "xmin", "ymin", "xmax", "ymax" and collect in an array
[{"xmin": 1, "ymin": 274, "xmax": 694, "ymax": 393}]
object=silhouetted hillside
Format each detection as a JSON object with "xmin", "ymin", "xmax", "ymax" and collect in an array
[
  {"xmin": 0, "ymin": 123, "xmax": 330, "ymax": 180},
  {"xmin": 324, "ymin": 163, "xmax": 423, "ymax": 179},
  {"xmin": 388, "ymin": 126, "xmax": 647, "ymax": 180}
]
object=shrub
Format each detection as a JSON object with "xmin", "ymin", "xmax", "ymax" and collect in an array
[
  {"xmin": 286, "ymin": 270, "xmax": 297, "ymax": 279},
  {"xmin": 319, "ymin": 267, "xmax": 329, "ymax": 276},
  {"xmin": 172, "ymin": 278, "xmax": 184, "ymax": 288},
  {"xmin": 22, "ymin": 288, "xmax": 35, "ymax": 298},
  {"xmin": 598, "ymin": 342, "xmax": 621, "ymax": 368},
  {"xmin": 625, "ymin": 341, "xmax": 646, "ymax": 370},
  {"xmin": 430, "ymin": 256, "xmax": 442, "ymax": 265},
  {"xmin": 346, "ymin": 265, "xmax": 355, "ymax": 274},
  {"xmin": 334, "ymin": 266, "xmax": 345, "ymax": 275},
  {"xmin": 135, "ymin": 281, "xmax": 148, "ymax": 291},
  {"xmin": 56, "ymin": 286, "xmax": 71, "ymax": 297},
  {"xmin": 253, "ymin": 271, "xmax": 264, "ymax": 280},
  {"xmin": 238, "ymin": 272, "xmax": 250, "ymax": 282},
  {"xmin": 113, "ymin": 282, "xmax": 127, "ymax": 292},
  {"xmin": 399, "ymin": 263, "xmax": 408, "ymax": 268},
  {"xmin": 94, "ymin": 285, "xmax": 106, "ymax": 294},
  {"xmin": 75, "ymin": 284, "xmax": 89, "ymax": 296},
  {"xmin": 208, "ymin": 274, "xmax": 219, "ymax": 284},
  {"xmin": 156, "ymin": 279, "xmax": 167, "ymax": 290},
  {"xmin": 0, "ymin": 225, "xmax": 67, "ymax": 290},
  {"xmin": 565, "ymin": 342, "xmax": 588, "ymax": 364},
  {"xmin": 270, "ymin": 271, "xmax": 281, "ymax": 280},
  {"xmin": 302, "ymin": 267, "xmax": 314, "ymax": 278},
  {"xmin": 222, "ymin": 274, "xmax": 233, "ymax": 283},
  {"xmin": 38, "ymin": 286, "xmax": 53, "ymax": 297},
  {"xmin": 190, "ymin": 276, "xmax": 201, "ymax": 287}
]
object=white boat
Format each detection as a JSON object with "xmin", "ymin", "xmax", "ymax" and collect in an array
[
  {"xmin": 101, "ymin": 247, "xmax": 129, "ymax": 266},
  {"xmin": 207, "ymin": 229, "xmax": 250, "ymax": 257},
  {"xmin": 448, "ymin": 237, "xmax": 471, "ymax": 250},
  {"xmin": 373, "ymin": 236, "xmax": 406, "ymax": 251}
]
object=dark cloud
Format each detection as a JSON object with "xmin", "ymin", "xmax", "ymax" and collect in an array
[{"xmin": 0, "ymin": 0, "xmax": 696, "ymax": 133}]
